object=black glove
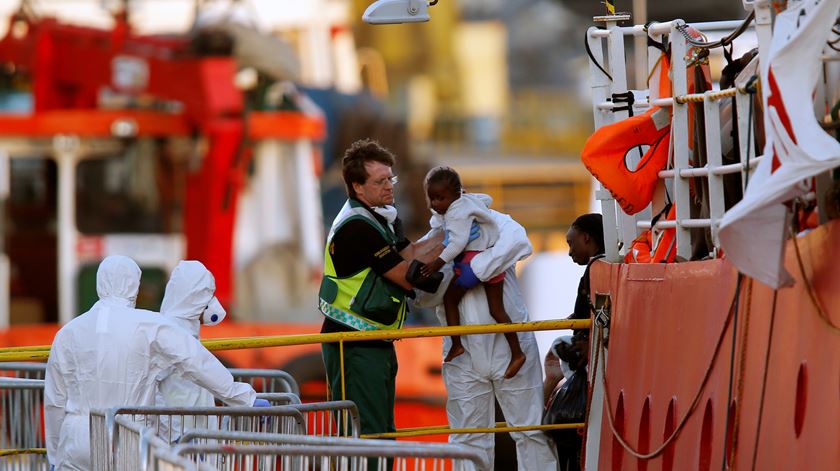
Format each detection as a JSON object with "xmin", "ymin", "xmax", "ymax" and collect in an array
[{"xmin": 406, "ymin": 260, "xmax": 444, "ymax": 293}]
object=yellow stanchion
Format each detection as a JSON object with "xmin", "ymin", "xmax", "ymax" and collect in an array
[
  {"xmin": 339, "ymin": 339, "xmax": 346, "ymax": 401},
  {"xmin": 0, "ymin": 319, "xmax": 591, "ymax": 362},
  {"xmin": 361, "ymin": 422, "xmax": 584, "ymax": 439}
]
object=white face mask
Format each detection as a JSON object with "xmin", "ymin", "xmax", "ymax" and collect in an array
[{"xmin": 201, "ymin": 297, "xmax": 227, "ymax": 326}]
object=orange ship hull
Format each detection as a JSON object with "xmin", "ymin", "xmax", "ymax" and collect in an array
[{"xmin": 589, "ymin": 219, "xmax": 840, "ymax": 470}]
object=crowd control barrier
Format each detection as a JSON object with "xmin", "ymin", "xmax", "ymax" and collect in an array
[
  {"xmin": 90, "ymin": 406, "xmax": 305, "ymax": 470},
  {"xmin": 171, "ymin": 442, "xmax": 486, "ymax": 471}
]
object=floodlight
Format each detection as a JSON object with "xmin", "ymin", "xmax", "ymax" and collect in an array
[{"xmin": 363, "ymin": 0, "xmax": 430, "ymax": 25}]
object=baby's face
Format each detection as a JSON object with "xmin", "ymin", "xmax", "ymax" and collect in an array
[{"xmin": 427, "ymin": 182, "xmax": 458, "ymax": 215}]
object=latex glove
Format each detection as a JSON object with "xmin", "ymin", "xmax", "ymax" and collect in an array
[
  {"xmin": 443, "ymin": 222, "xmax": 481, "ymax": 247},
  {"xmin": 454, "ymin": 262, "xmax": 481, "ymax": 290},
  {"xmin": 49, "ymin": 466, "xmax": 55, "ymax": 471},
  {"xmin": 253, "ymin": 398, "xmax": 271, "ymax": 407}
]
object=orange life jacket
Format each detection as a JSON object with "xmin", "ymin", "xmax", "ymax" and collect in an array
[
  {"xmin": 582, "ymin": 106, "xmax": 671, "ymax": 215},
  {"xmin": 624, "ymin": 204, "xmax": 677, "ymax": 263}
]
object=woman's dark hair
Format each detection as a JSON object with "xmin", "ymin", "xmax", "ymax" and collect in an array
[
  {"xmin": 342, "ymin": 139, "xmax": 396, "ymax": 197},
  {"xmin": 572, "ymin": 213, "xmax": 605, "ymax": 254},
  {"xmin": 424, "ymin": 166, "xmax": 462, "ymax": 194}
]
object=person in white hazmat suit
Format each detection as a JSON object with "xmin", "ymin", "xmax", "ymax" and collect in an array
[
  {"xmin": 415, "ymin": 210, "xmax": 558, "ymax": 470},
  {"xmin": 155, "ymin": 260, "xmax": 232, "ymax": 441},
  {"xmin": 44, "ymin": 256, "xmax": 261, "ymax": 470}
]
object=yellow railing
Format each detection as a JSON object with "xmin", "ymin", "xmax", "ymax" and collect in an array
[
  {"xmin": 363, "ymin": 422, "xmax": 583, "ymax": 439},
  {"xmin": 0, "ymin": 319, "xmax": 591, "ymax": 362}
]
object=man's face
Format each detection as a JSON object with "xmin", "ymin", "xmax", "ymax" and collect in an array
[
  {"xmin": 566, "ymin": 226, "xmax": 592, "ymax": 266},
  {"xmin": 353, "ymin": 161, "xmax": 396, "ymax": 207}
]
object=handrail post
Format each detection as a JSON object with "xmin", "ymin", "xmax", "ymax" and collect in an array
[
  {"xmin": 704, "ymin": 93, "xmax": 725, "ymax": 248},
  {"xmin": 585, "ymin": 322, "xmax": 606, "ymax": 470},
  {"xmin": 669, "ymin": 22, "xmax": 693, "ymax": 261},
  {"xmin": 587, "ymin": 27, "xmax": 621, "ymax": 262}
]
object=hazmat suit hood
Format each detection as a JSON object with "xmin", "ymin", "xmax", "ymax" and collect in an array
[
  {"xmin": 160, "ymin": 261, "xmax": 225, "ymax": 338},
  {"xmin": 96, "ymin": 255, "xmax": 141, "ymax": 307}
]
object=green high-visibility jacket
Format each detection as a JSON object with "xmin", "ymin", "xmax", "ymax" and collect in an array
[{"xmin": 318, "ymin": 199, "xmax": 407, "ymax": 331}]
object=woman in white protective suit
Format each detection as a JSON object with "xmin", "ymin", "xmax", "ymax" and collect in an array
[
  {"xmin": 155, "ymin": 260, "xmax": 231, "ymax": 441},
  {"xmin": 415, "ymin": 211, "xmax": 559, "ymax": 471},
  {"xmin": 44, "ymin": 256, "xmax": 262, "ymax": 471}
]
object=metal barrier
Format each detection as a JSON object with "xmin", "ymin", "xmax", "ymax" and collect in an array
[
  {"xmin": 240, "ymin": 396, "xmax": 360, "ymax": 437},
  {"xmin": 172, "ymin": 442, "xmax": 486, "ymax": 471},
  {"xmin": 177, "ymin": 430, "xmax": 481, "ymax": 470},
  {"xmin": 0, "ymin": 378, "xmax": 46, "ymax": 470},
  {"xmin": 254, "ymin": 392, "xmax": 300, "ymax": 405},
  {"xmin": 0, "ymin": 449, "xmax": 49, "ymax": 471},
  {"xmin": 142, "ymin": 432, "xmax": 212, "ymax": 471},
  {"xmin": 91, "ymin": 406, "xmax": 306, "ymax": 470},
  {"xmin": 0, "ymin": 364, "xmax": 299, "ymax": 396},
  {"xmin": 0, "ymin": 363, "xmax": 45, "ymax": 380},
  {"xmin": 112, "ymin": 416, "xmax": 147, "ymax": 471},
  {"xmin": 228, "ymin": 369, "xmax": 299, "ymax": 396},
  {"xmin": 287, "ymin": 401, "xmax": 360, "ymax": 438}
]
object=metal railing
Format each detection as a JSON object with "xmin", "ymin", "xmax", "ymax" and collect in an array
[
  {"xmin": 229, "ymin": 369, "xmax": 299, "ymax": 396},
  {"xmin": 0, "ymin": 378, "xmax": 46, "ymax": 461},
  {"xmin": 171, "ymin": 442, "xmax": 486, "ymax": 471},
  {"xmin": 175, "ymin": 430, "xmax": 484, "ymax": 470},
  {"xmin": 0, "ymin": 363, "xmax": 46, "ymax": 380},
  {"xmin": 91, "ymin": 406, "xmax": 306, "ymax": 471},
  {"xmin": 0, "ymin": 448, "xmax": 48, "ymax": 471},
  {"xmin": 142, "ymin": 433, "xmax": 200, "ymax": 471},
  {"xmin": 254, "ymin": 392, "xmax": 300, "ymax": 405},
  {"xmin": 0, "ymin": 364, "xmax": 299, "ymax": 396},
  {"xmin": 585, "ymin": 15, "xmax": 772, "ymax": 261},
  {"xmin": 288, "ymin": 401, "xmax": 360, "ymax": 438},
  {"xmin": 111, "ymin": 416, "xmax": 147, "ymax": 471}
]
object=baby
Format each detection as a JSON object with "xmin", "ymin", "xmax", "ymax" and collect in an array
[{"xmin": 419, "ymin": 166, "xmax": 526, "ymax": 378}]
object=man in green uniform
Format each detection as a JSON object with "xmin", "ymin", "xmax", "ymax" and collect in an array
[{"xmin": 319, "ymin": 138, "xmax": 440, "ymax": 441}]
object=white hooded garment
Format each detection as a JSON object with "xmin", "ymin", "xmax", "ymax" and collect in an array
[
  {"xmin": 44, "ymin": 256, "xmax": 255, "ymax": 470},
  {"xmin": 156, "ymin": 260, "xmax": 227, "ymax": 440},
  {"xmin": 415, "ymin": 210, "xmax": 558, "ymax": 471},
  {"xmin": 433, "ymin": 193, "xmax": 500, "ymax": 263}
]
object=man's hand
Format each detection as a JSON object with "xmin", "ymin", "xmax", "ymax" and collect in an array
[
  {"xmin": 420, "ymin": 258, "xmax": 445, "ymax": 278},
  {"xmin": 253, "ymin": 398, "xmax": 271, "ymax": 407},
  {"xmin": 454, "ymin": 262, "xmax": 481, "ymax": 289},
  {"xmin": 402, "ymin": 232, "xmax": 444, "ymax": 263}
]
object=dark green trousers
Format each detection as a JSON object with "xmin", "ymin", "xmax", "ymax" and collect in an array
[{"xmin": 322, "ymin": 342, "xmax": 398, "ymax": 437}]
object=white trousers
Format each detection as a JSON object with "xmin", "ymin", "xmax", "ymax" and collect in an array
[{"xmin": 443, "ymin": 332, "xmax": 559, "ymax": 471}]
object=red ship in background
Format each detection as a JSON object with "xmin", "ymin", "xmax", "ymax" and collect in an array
[{"xmin": 0, "ymin": 0, "xmax": 450, "ymax": 439}]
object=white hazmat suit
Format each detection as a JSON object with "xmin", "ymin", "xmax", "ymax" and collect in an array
[
  {"xmin": 417, "ymin": 210, "xmax": 559, "ymax": 470},
  {"xmin": 155, "ymin": 260, "xmax": 229, "ymax": 441},
  {"xmin": 44, "ymin": 256, "xmax": 256, "ymax": 470}
]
